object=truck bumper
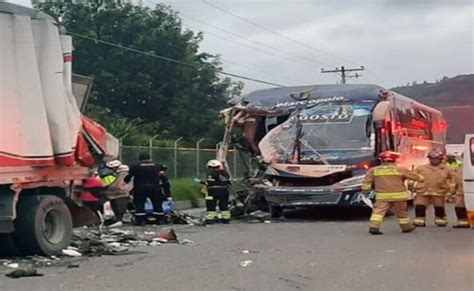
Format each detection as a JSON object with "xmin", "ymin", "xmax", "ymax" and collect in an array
[{"xmin": 265, "ymin": 186, "xmax": 373, "ymax": 208}]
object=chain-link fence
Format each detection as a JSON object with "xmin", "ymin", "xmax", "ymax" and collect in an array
[{"xmin": 120, "ymin": 145, "xmax": 250, "ymax": 179}]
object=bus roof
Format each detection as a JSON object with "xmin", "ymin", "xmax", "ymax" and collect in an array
[{"xmin": 232, "ymin": 84, "xmax": 385, "ymax": 112}]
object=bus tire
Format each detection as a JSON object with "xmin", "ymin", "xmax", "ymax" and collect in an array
[{"xmin": 13, "ymin": 195, "xmax": 72, "ymax": 256}]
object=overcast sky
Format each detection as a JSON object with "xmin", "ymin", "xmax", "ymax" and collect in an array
[{"xmin": 7, "ymin": 0, "xmax": 474, "ymax": 93}]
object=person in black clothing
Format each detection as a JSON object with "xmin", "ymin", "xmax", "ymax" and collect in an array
[
  {"xmin": 125, "ymin": 153, "xmax": 170, "ymax": 225},
  {"xmin": 202, "ymin": 159, "xmax": 231, "ymax": 224}
]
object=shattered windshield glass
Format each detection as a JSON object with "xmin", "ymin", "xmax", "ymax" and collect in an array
[{"xmin": 259, "ymin": 100, "xmax": 376, "ymax": 163}]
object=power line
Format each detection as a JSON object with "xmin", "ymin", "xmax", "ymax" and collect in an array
[
  {"xmin": 143, "ymin": 0, "xmax": 324, "ymax": 69},
  {"xmin": 179, "ymin": 12, "xmax": 328, "ymax": 67},
  {"xmin": 321, "ymin": 66, "xmax": 365, "ymax": 84},
  {"xmin": 200, "ymin": 0, "xmax": 364, "ymax": 68},
  {"xmin": 67, "ymin": 31, "xmax": 286, "ymax": 87},
  {"xmin": 181, "ymin": 22, "xmax": 318, "ymax": 81}
]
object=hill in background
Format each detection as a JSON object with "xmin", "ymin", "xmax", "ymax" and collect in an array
[{"xmin": 391, "ymin": 74, "xmax": 474, "ymax": 143}]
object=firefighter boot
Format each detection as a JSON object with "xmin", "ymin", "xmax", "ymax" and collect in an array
[
  {"xmin": 132, "ymin": 214, "xmax": 146, "ymax": 226},
  {"xmin": 414, "ymin": 205, "xmax": 426, "ymax": 227},
  {"xmin": 402, "ymin": 225, "xmax": 416, "ymax": 233},
  {"xmin": 205, "ymin": 211, "xmax": 218, "ymax": 224},
  {"xmin": 453, "ymin": 207, "xmax": 470, "ymax": 228},
  {"xmin": 434, "ymin": 207, "xmax": 448, "ymax": 227},
  {"xmin": 369, "ymin": 227, "xmax": 383, "ymax": 235}
]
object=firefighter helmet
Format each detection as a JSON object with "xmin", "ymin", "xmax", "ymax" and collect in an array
[
  {"xmin": 427, "ymin": 150, "xmax": 444, "ymax": 159},
  {"xmin": 379, "ymin": 151, "xmax": 400, "ymax": 163},
  {"xmin": 106, "ymin": 160, "xmax": 122, "ymax": 168},
  {"xmin": 206, "ymin": 159, "xmax": 222, "ymax": 168}
]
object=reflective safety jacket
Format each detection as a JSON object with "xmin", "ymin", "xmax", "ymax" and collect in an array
[
  {"xmin": 362, "ymin": 163, "xmax": 422, "ymax": 201},
  {"xmin": 205, "ymin": 170, "xmax": 231, "ymax": 195},
  {"xmin": 414, "ymin": 164, "xmax": 455, "ymax": 196},
  {"xmin": 453, "ymin": 166, "xmax": 464, "ymax": 196},
  {"xmin": 447, "ymin": 160, "xmax": 464, "ymax": 171},
  {"xmin": 101, "ymin": 174, "xmax": 117, "ymax": 185}
]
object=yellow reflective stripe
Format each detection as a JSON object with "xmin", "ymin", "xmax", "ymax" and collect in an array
[
  {"xmin": 206, "ymin": 212, "xmax": 217, "ymax": 219},
  {"xmin": 398, "ymin": 218, "xmax": 411, "ymax": 224},
  {"xmin": 376, "ymin": 191, "xmax": 408, "ymax": 200},
  {"xmin": 361, "ymin": 183, "xmax": 372, "ymax": 190},
  {"xmin": 458, "ymin": 221, "xmax": 470, "ymax": 226},
  {"xmin": 414, "ymin": 218, "xmax": 425, "ymax": 224},
  {"xmin": 205, "ymin": 195, "xmax": 214, "ymax": 200},
  {"xmin": 370, "ymin": 214, "xmax": 384, "ymax": 222},
  {"xmin": 101, "ymin": 175, "xmax": 116, "ymax": 185},
  {"xmin": 221, "ymin": 211, "xmax": 231, "ymax": 219},
  {"xmin": 373, "ymin": 168, "xmax": 402, "ymax": 176},
  {"xmin": 435, "ymin": 219, "xmax": 448, "ymax": 224}
]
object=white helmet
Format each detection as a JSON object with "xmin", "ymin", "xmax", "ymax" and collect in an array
[
  {"xmin": 206, "ymin": 159, "xmax": 222, "ymax": 168},
  {"xmin": 106, "ymin": 160, "xmax": 122, "ymax": 168}
]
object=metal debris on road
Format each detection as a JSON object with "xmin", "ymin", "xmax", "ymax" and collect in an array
[
  {"xmin": 61, "ymin": 249, "xmax": 82, "ymax": 257},
  {"xmin": 5, "ymin": 267, "xmax": 43, "ymax": 279},
  {"xmin": 239, "ymin": 260, "xmax": 254, "ymax": 267},
  {"xmin": 180, "ymin": 239, "xmax": 198, "ymax": 246}
]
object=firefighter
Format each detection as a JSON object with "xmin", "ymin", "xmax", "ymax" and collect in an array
[
  {"xmin": 125, "ymin": 153, "xmax": 168, "ymax": 226},
  {"xmin": 452, "ymin": 165, "xmax": 470, "ymax": 228},
  {"xmin": 362, "ymin": 151, "xmax": 422, "ymax": 235},
  {"xmin": 100, "ymin": 160, "xmax": 129, "ymax": 227},
  {"xmin": 413, "ymin": 151, "xmax": 455, "ymax": 227},
  {"xmin": 202, "ymin": 160, "xmax": 231, "ymax": 224},
  {"xmin": 446, "ymin": 153, "xmax": 463, "ymax": 171}
]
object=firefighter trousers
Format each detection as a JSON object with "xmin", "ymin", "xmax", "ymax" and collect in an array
[
  {"xmin": 133, "ymin": 184, "xmax": 166, "ymax": 223},
  {"xmin": 369, "ymin": 200, "xmax": 413, "ymax": 231},
  {"xmin": 414, "ymin": 195, "xmax": 447, "ymax": 226},
  {"xmin": 205, "ymin": 189, "xmax": 230, "ymax": 223}
]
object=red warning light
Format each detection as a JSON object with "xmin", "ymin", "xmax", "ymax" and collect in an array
[
  {"xmin": 432, "ymin": 120, "xmax": 448, "ymax": 132},
  {"xmin": 358, "ymin": 162, "xmax": 370, "ymax": 169}
]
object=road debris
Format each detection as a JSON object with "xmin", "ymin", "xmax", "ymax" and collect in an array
[
  {"xmin": 5, "ymin": 267, "xmax": 43, "ymax": 279},
  {"xmin": 62, "ymin": 249, "xmax": 82, "ymax": 257},
  {"xmin": 158, "ymin": 229, "xmax": 178, "ymax": 242},
  {"xmin": 4, "ymin": 263, "xmax": 19, "ymax": 269},
  {"xmin": 247, "ymin": 210, "xmax": 270, "ymax": 222},
  {"xmin": 67, "ymin": 264, "xmax": 80, "ymax": 269},
  {"xmin": 240, "ymin": 260, "xmax": 254, "ymax": 268},
  {"xmin": 180, "ymin": 239, "xmax": 198, "ymax": 246}
]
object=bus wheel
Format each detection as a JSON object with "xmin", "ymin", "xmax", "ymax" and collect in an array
[
  {"xmin": 13, "ymin": 195, "xmax": 72, "ymax": 256},
  {"xmin": 269, "ymin": 205, "xmax": 284, "ymax": 218}
]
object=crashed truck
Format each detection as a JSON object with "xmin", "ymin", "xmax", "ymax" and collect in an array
[
  {"xmin": 218, "ymin": 84, "xmax": 447, "ymax": 217},
  {"xmin": 0, "ymin": 3, "xmax": 125, "ymax": 256}
]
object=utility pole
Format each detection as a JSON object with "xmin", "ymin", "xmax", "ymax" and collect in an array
[{"xmin": 321, "ymin": 66, "xmax": 365, "ymax": 84}]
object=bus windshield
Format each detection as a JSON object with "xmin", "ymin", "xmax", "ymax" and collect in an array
[{"xmin": 259, "ymin": 100, "xmax": 375, "ymax": 163}]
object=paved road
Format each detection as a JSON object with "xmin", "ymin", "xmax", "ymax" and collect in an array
[{"xmin": 1, "ymin": 204, "xmax": 473, "ymax": 291}]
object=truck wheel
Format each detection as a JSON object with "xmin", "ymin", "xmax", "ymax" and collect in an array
[
  {"xmin": 13, "ymin": 195, "xmax": 72, "ymax": 256},
  {"xmin": 269, "ymin": 205, "xmax": 284, "ymax": 218},
  {"xmin": 0, "ymin": 234, "xmax": 20, "ymax": 257}
]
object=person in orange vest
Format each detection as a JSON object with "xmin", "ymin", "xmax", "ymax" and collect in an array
[
  {"xmin": 362, "ymin": 151, "xmax": 422, "ymax": 235},
  {"xmin": 452, "ymin": 165, "xmax": 470, "ymax": 228},
  {"xmin": 413, "ymin": 151, "xmax": 455, "ymax": 227}
]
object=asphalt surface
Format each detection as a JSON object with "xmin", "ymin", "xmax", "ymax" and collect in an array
[{"xmin": 1, "ymin": 204, "xmax": 473, "ymax": 291}]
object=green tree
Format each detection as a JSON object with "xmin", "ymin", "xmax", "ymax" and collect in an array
[{"xmin": 35, "ymin": 1, "xmax": 242, "ymax": 143}]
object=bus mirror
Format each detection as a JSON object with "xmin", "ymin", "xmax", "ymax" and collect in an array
[
  {"xmin": 470, "ymin": 138, "xmax": 474, "ymax": 166},
  {"xmin": 366, "ymin": 116, "xmax": 372, "ymax": 137}
]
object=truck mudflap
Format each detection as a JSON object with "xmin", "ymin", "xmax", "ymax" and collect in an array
[
  {"xmin": 0, "ymin": 187, "xmax": 16, "ymax": 233},
  {"xmin": 264, "ymin": 185, "xmax": 375, "ymax": 207}
]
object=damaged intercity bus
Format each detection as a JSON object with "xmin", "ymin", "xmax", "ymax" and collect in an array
[{"xmin": 218, "ymin": 84, "xmax": 447, "ymax": 217}]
